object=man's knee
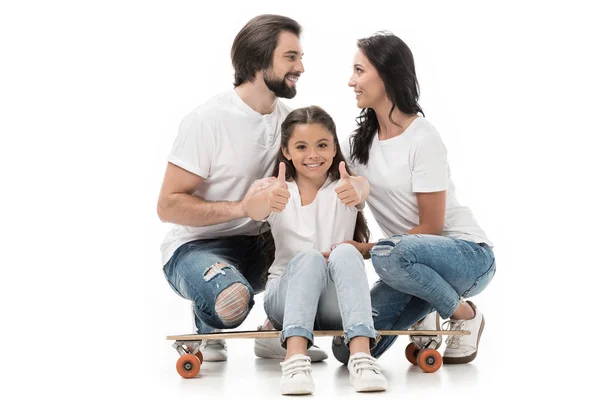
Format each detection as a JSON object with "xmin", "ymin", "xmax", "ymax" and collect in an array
[{"xmin": 215, "ymin": 282, "xmax": 252, "ymax": 327}]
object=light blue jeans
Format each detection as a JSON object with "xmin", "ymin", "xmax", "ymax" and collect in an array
[
  {"xmin": 265, "ymin": 244, "xmax": 379, "ymax": 348},
  {"xmin": 369, "ymin": 234, "xmax": 496, "ymax": 358}
]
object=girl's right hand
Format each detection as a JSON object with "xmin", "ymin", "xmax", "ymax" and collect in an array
[{"xmin": 268, "ymin": 162, "xmax": 290, "ymax": 212}]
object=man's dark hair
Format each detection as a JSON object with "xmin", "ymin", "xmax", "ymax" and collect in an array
[{"xmin": 231, "ymin": 14, "xmax": 302, "ymax": 87}]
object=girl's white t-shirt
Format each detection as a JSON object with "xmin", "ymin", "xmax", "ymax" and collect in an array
[
  {"xmin": 265, "ymin": 177, "xmax": 358, "ymax": 287},
  {"xmin": 341, "ymin": 117, "xmax": 492, "ymax": 246}
]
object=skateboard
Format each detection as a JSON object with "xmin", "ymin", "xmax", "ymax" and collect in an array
[{"xmin": 167, "ymin": 328, "xmax": 470, "ymax": 377}]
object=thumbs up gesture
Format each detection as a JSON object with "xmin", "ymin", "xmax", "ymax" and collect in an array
[
  {"xmin": 268, "ymin": 162, "xmax": 291, "ymax": 212},
  {"xmin": 334, "ymin": 161, "xmax": 367, "ymax": 208}
]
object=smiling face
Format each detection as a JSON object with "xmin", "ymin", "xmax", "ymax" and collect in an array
[
  {"xmin": 282, "ymin": 123, "xmax": 336, "ymax": 183},
  {"xmin": 348, "ymin": 49, "xmax": 387, "ymax": 109},
  {"xmin": 263, "ymin": 30, "xmax": 304, "ymax": 99}
]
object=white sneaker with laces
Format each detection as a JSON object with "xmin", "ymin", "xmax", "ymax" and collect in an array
[
  {"xmin": 443, "ymin": 300, "xmax": 485, "ymax": 364},
  {"xmin": 199, "ymin": 339, "xmax": 228, "ymax": 362},
  {"xmin": 254, "ymin": 325, "xmax": 328, "ymax": 362},
  {"xmin": 280, "ymin": 354, "xmax": 314, "ymax": 395},
  {"xmin": 409, "ymin": 312, "xmax": 442, "ymax": 349},
  {"xmin": 347, "ymin": 352, "xmax": 388, "ymax": 392}
]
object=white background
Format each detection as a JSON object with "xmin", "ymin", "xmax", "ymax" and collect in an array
[{"xmin": 1, "ymin": 0, "xmax": 598, "ymax": 398}]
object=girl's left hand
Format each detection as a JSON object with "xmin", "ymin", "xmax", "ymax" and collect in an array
[{"xmin": 334, "ymin": 162, "xmax": 369, "ymax": 207}]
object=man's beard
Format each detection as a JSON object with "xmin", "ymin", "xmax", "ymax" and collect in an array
[{"xmin": 264, "ymin": 69, "xmax": 297, "ymax": 99}]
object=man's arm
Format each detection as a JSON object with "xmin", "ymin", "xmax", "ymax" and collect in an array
[{"xmin": 157, "ymin": 163, "xmax": 275, "ymax": 227}]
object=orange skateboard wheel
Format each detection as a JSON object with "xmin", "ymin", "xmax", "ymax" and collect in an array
[
  {"xmin": 194, "ymin": 351, "xmax": 204, "ymax": 365},
  {"xmin": 417, "ymin": 348, "xmax": 442, "ymax": 373},
  {"xmin": 405, "ymin": 343, "xmax": 419, "ymax": 366},
  {"xmin": 176, "ymin": 353, "xmax": 201, "ymax": 378}
]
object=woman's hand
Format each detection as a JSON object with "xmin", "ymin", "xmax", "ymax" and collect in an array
[{"xmin": 321, "ymin": 240, "xmax": 375, "ymax": 260}]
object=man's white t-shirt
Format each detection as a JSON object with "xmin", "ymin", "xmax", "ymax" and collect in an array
[
  {"xmin": 161, "ymin": 89, "xmax": 292, "ymax": 265},
  {"xmin": 341, "ymin": 117, "xmax": 492, "ymax": 246},
  {"xmin": 265, "ymin": 178, "xmax": 358, "ymax": 288}
]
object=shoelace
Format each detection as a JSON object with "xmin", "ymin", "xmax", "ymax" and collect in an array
[
  {"xmin": 281, "ymin": 357, "xmax": 311, "ymax": 377},
  {"xmin": 442, "ymin": 319, "xmax": 465, "ymax": 349},
  {"xmin": 350, "ymin": 355, "xmax": 382, "ymax": 375}
]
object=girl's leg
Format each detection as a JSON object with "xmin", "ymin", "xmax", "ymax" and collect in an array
[
  {"xmin": 319, "ymin": 243, "xmax": 387, "ymax": 392},
  {"xmin": 319, "ymin": 243, "xmax": 378, "ymax": 349},
  {"xmin": 264, "ymin": 249, "xmax": 328, "ymax": 395}
]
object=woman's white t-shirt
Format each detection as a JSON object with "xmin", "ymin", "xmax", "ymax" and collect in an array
[{"xmin": 341, "ymin": 117, "xmax": 492, "ymax": 246}]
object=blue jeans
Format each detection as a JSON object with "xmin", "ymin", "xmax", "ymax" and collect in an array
[
  {"xmin": 163, "ymin": 231, "xmax": 274, "ymax": 333},
  {"xmin": 265, "ymin": 244, "xmax": 379, "ymax": 348},
  {"xmin": 369, "ymin": 234, "xmax": 496, "ymax": 358}
]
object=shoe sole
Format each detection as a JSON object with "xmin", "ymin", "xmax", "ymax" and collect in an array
[
  {"xmin": 281, "ymin": 389, "xmax": 314, "ymax": 395},
  {"xmin": 355, "ymin": 385, "xmax": 388, "ymax": 392},
  {"xmin": 281, "ymin": 383, "xmax": 315, "ymax": 395},
  {"xmin": 352, "ymin": 381, "xmax": 388, "ymax": 392},
  {"xmin": 443, "ymin": 315, "xmax": 485, "ymax": 364}
]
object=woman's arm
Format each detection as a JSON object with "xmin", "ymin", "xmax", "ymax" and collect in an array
[{"xmin": 410, "ymin": 191, "xmax": 446, "ymax": 235}]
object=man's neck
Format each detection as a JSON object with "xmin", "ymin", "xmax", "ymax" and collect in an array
[{"xmin": 234, "ymin": 75, "xmax": 278, "ymax": 115}]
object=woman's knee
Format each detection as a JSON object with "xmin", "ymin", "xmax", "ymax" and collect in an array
[{"xmin": 371, "ymin": 235, "xmax": 420, "ymax": 278}]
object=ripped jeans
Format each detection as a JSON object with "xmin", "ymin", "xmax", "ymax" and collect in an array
[
  {"xmin": 368, "ymin": 234, "xmax": 496, "ymax": 358},
  {"xmin": 163, "ymin": 232, "xmax": 274, "ymax": 333},
  {"xmin": 264, "ymin": 244, "xmax": 379, "ymax": 348}
]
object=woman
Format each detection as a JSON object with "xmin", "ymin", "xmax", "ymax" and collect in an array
[{"xmin": 334, "ymin": 32, "xmax": 496, "ymax": 365}]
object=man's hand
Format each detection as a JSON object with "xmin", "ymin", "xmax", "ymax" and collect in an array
[
  {"xmin": 321, "ymin": 240, "xmax": 375, "ymax": 261},
  {"xmin": 334, "ymin": 161, "xmax": 366, "ymax": 207},
  {"xmin": 241, "ymin": 176, "xmax": 278, "ymax": 217},
  {"xmin": 267, "ymin": 162, "xmax": 290, "ymax": 213}
]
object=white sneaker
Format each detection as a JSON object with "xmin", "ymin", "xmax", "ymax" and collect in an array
[
  {"xmin": 199, "ymin": 339, "xmax": 228, "ymax": 362},
  {"xmin": 254, "ymin": 326, "xmax": 328, "ymax": 362},
  {"xmin": 347, "ymin": 352, "xmax": 388, "ymax": 392},
  {"xmin": 409, "ymin": 312, "xmax": 442, "ymax": 349},
  {"xmin": 443, "ymin": 301, "xmax": 485, "ymax": 364},
  {"xmin": 280, "ymin": 354, "xmax": 314, "ymax": 395}
]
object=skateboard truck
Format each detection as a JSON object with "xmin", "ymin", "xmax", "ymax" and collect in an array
[{"xmin": 172, "ymin": 341, "xmax": 203, "ymax": 378}]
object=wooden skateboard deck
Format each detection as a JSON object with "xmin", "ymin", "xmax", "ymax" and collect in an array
[
  {"xmin": 167, "ymin": 329, "xmax": 469, "ymax": 341},
  {"xmin": 168, "ymin": 329, "xmax": 470, "ymax": 378}
]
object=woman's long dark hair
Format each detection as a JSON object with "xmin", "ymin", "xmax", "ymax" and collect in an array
[
  {"xmin": 350, "ymin": 32, "xmax": 425, "ymax": 165},
  {"xmin": 273, "ymin": 106, "xmax": 370, "ymax": 243}
]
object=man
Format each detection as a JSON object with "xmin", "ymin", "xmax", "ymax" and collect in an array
[{"xmin": 157, "ymin": 14, "xmax": 327, "ymax": 362}]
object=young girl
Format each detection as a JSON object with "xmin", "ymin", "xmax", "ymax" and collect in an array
[{"xmin": 247, "ymin": 106, "xmax": 388, "ymax": 395}]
